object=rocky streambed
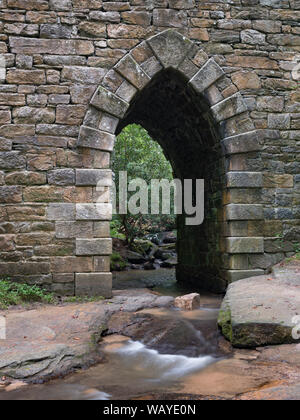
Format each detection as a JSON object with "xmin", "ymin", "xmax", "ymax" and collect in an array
[
  {"xmin": 111, "ymin": 231, "xmax": 178, "ymax": 272},
  {"xmin": 1, "ymin": 257, "xmax": 300, "ymax": 400}
]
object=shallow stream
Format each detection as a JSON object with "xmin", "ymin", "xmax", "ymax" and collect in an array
[{"xmin": 2, "ymin": 269, "xmax": 227, "ymax": 400}]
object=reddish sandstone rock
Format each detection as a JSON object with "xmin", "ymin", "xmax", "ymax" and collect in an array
[{"xmin": 174, "ymin": 293, "xmax": 201, "ymax": 311}]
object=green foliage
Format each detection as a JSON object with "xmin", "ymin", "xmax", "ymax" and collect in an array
[
  {"xmin": 0, "ymin": 280, "xmax": 54, "ymax": 309},
  {"xmin": 110, "ymin": 251, "xmax": 127, "ymax": 271},
  {"xmin": 65, "ymin": 296, "xmax": 105, "ymax": 303},
  {"xmin": 110, "ymin": 216, "xmax": 126, "ymax": 240},
  {"xmin": 112, "ymin": 124, "xmax": 176, "ymax": 244}
]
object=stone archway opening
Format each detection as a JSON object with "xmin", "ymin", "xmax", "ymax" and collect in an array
[
  {"xmin": 78, "ymin": 30, "xmax": 264, "ymax": 297},
  {"xmin": 116, "ymin": 68, "xmax": 226, "ymax": 293}
]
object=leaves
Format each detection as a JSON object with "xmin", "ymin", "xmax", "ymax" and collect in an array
[{"xmin": 111, "ymin": 124, "xmax": 176, "ymax": 244}]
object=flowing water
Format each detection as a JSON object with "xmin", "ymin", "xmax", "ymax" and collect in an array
[{"xmin": 2, "ymin": 269, "xmax": 228, "ymax": 400}]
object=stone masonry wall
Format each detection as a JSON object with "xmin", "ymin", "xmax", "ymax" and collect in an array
[{"xmin": 0, "ymin": 0, "xmax": 299, "ymax": 296}]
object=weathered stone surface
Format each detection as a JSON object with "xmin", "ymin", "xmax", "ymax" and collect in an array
[
  {"xmin": 48, "ymin": 169, "xmax": 75, "ymax": 186},
  {"xmin": 226, "ymin": 237, "xmax": 264, "ymax": 254},
  {"xmin": 221, "ymin": 132, "xmax": 260, "ymax": 155},
  {"xmin": 76, "ymin": 238, "xmax": 112, "ymax": 256},
  {"xmin": 174, "ymin": 293, "xmax": 200, "ymax": 310},
  {"xmin": 13, "ymin": 107, "xmax": 55, "ymax": 124},
  {"xmin": 9, "ymin": 37, "xmax": 94, "ymax": 55},
  {"xmin": 56, "ymin": 105, "xmax": 86, "ymax": 125},
  {"xmin": 218, "ymin": 270, "xmax": 300, "ymax": 347},
  {"xmin": 47, "ymin": 203, "xmax": 75, "ymax": 221},
  {"xmin": 115, "ymin": 54, "xmax": 150, "ymax": 90},
  {"xmin": 189, "ymin": 58, "xmax": 224, "ymax": 94},
  {"xmin": 232, "ymin": 71, "xmax": 261, "ymax": 90},
  {"xmin": 226, "ymin": 172, "xmax": 263, "ymax": 188},
  {"xmin": 0, "ymin": 1, "xmax": 297, "ymax": 297},
  {"xmin": 55, "ymin": 221, "xmax": 93, "ymax": 239},
  {"xmin": 147, "ymin": 30, "xmax": 193, "ymax": 69},
  {"xmin": 78, "ymin": 126, "xmax": 115, "ymax": 151},
  {"xmin": 76, "ymin": 203, "xmax": 112, "ymax": 221},
  {"xmin": 241, "ymin": 29, "xmax": 266, "ymax": 44},
  {"xmin": 75, "ymin": 273, "xmax": 112, "ymax": 298},
  {"xmin": 79, "ymin": 21, "xmax": 106, "ymax": 37},
  {"xmin": 76, "ymin": 169, "xmax": 112, "ymax": 187},
  {"xmin": 212, "ymin": 93, "xmax": 248, "ymax": 122},
  {"xmin": 153, "ymin": 9, "xmax": 187, "ymax": 28},
  {"xmin": 91, "ymin": 86, "xmax": 128, "ymax": 118},
  {"xmin": 6, "ymin": 69, "xmax": 46, "ymax": 85},
  {"xmin": 61, "ymin": 66, "xmax": 106, "ymax": 84},
  {"xmin": 226, "ymin": 204, "xmax": 264, "ymax": 221}
]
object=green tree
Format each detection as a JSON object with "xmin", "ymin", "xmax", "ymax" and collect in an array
[{"xmin": 112, "ymin": 124, "xmax": 176, "ymax": 244}]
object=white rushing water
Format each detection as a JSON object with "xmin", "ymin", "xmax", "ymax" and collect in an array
[{"xmin": 111, "ymin": 340, "xmax": 216, "ymax": 382}]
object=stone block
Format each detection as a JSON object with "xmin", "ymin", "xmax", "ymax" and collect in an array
[
  {"xmin": 268, "ymin": 113, "xmax": 291, "ymax": 129},
  {"xmin": 75, "ymin": 273, "xmax": 112, "ymax": 298},
  {"xmin": 263, "ymin": 174, "xmax": 294, "ymax": 188},
  {"xmin": 94, "ymin": 221, "xmax": 110, "ymax": 238},
  {"xmin": 231, "ymin": 71, "xmax": 261, "ymax": 90},
  {"xmin": 221, "ymin": 131, "xmax": 260, "ymax": 155},
  {"xmin": 94, "ymin": 256, "xmax": 110, "ymax": 272},
  {"xmin": 226, "ymin": 172, "xmax": 263, "ymax": 188},
  {"xmin": 211, "ymin": 93, "xmax": 248, "ymax": 122},
  {"xmin": 153, "ymin": 9, "xmax": 188, "ymax": 28},
  {"xmin": 189, "ymin": 58, "xmax": 224, "ymax": 93},
  {"xmin": 226, "ymin": 237, "xmax": 264, "ymax": 253},
  {"xmin": 48, "ymin": 169, "xmax": 75, "ymax": 186},
  {"xmin": 78, "ymin": 126, "xmax": 115, "ymax": 151},
  {"xmin": 76, "ymin": 169, "xmax": 112, "ymax": 187},
  {"xmin": 76, "ymin": 203, "xmax": 112, "ymax": 221},
  {"xmin": 47, "ymin": 203, "xmax": 75, "ymax": 221},
  {"xmin": 147, "ymin": 29, "xmax": 193, "ymax": 69},
  {"xmin": 226, "ymin": 204, "xmax": 264, "ymax": 220},
  {"xmin": 91, "ymin": 86, "xmax": 128, "ymax": 118},
  {"xmin": 226, "ymin": 269, "xmax": 265, "ymax": 283},
  {"xmin": 9, "ymin": 37, "xmax": 94, "ymax": 55},
  {"xmin": 116, "ymin": 80, "xmax": 137, "ymax": 102},
  {"xmin": 0, "ymin": 186, "xmax": 22, "ymax": 203},
  {"xmin": 115, "ymin": 54, "xmax": 150, "ymax": 90},
  {"xmin": 0, "ymin": 152, "xmax": 26, "ymax": 170},
  {"xmin": 241, "ymin": 29, "xmax": 266, "ymax": 44},
  {"xmin": 56, "ymin": 105, "xmax": 86, "ymax": 125},
  {"xmin": 174, "ymin": 293, "xmax": 200, "ymax": 310},
  {"xmin": 76, "ymin": 238, "xmax": 112, "ymax": 256},
  {"xmin": 61, "ymin": 66, "xmax": 106, "ymax": 84},
  {"xmin": 55, "ymin": 221, "xmax": 93, "ymax": 239}
]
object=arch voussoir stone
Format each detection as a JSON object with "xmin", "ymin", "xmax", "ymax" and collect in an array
[
  {"xmin": 91, "ymin": 86, "xmax": 129, "ymax": 119},
  {"xmin": 115, "ymin": 54, "xmax": 151, "ymax": 91},
  {"xmin": 78, "ymin": 126, "xmax": 115, "ymax": 151},
  {"xmin": 189, "ymin": 58, "xmax": 224, "ymax": 94},
  {"xmin": 146, "ymin": 29, "xmax": 194, "ymax": 70},
  {"xmin": 211, "ymin": 92, "xmax": 248, "ymax": 123}
]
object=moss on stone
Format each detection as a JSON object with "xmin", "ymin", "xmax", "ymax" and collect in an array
[{"xmin": 218, "ymin": 307, "xmax": 232, "ymax": 342}]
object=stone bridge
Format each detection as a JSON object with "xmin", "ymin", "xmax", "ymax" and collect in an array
[{"xmin": 0, "ymin": 0, "xmax": 299, "ymax": 297}]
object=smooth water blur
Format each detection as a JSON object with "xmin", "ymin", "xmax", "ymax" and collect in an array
[{"xmin": 1, "ymin": 269, "xmax": 224, "ymax": 400}]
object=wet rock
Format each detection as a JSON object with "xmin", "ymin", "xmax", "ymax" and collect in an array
[
  {"xmin": 126, "ymin": 250, "xmax": 146, "ymax": 264},
  {"xmin": 144, "ymin": 261, "xmax": 155, "ymax": 270},
  {"xmin": 161, "ymin": 256, "xmax": 178, "ymax": 268},
  {"xmin": 218, "ymin": 267, "xmax": 300, "ymax": 348},
  {"xmin": 175, "ymin": 293, "xmax": 201, "ymax": 311}
]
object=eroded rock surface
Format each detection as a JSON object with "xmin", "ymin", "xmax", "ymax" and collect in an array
[{"xmin": 218, "ymin": 263, "xmax": 300, "ymax": 348}]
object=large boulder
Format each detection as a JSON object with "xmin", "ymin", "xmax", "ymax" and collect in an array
[{"xmin": 218, "ymin": 271, "xmax": 300, "ymax": 348}]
